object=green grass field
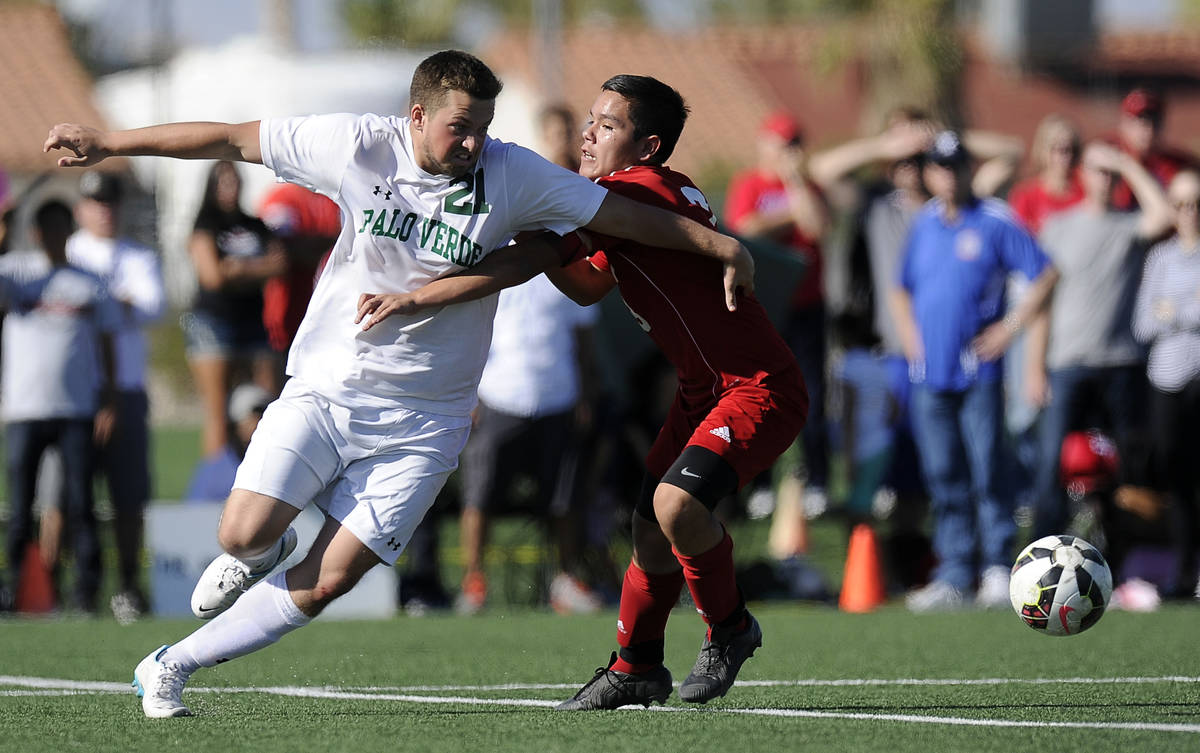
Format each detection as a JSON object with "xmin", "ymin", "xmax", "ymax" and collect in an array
[
  {"xmin": 2, "ymin": 604, "xmax": 1198, "ymax": 752},
  {"xmin": 3, "ymin": 426, "xmax": 1199, "ymax": 750}
]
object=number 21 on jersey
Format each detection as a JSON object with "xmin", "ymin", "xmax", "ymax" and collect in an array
[{"xmin": 444, "ymin": 169, "xmax": 491, "ymax": 216}]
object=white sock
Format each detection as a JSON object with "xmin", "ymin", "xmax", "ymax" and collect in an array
[
  {"xmin": 240, "ymin": 533, "xmax": 287, "ymax": 572},
  {"xmin": 165, "ymin": 571, "xmax": 311, "ymax": 673}
]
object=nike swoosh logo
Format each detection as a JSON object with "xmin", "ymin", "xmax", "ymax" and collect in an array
[
  {"xmin": 680, "ymin": 467, "xmax": 701, "ymax": 479},
  {"xmin": 197, "ymin": 606, "xmax": 222, "ymax": 615},
  {"xmin": 1058, "ymin": 604, "xmax": 1075, "ymax": 634}
]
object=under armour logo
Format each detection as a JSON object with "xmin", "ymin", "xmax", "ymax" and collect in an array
[
  {"xmin": 374, "ymin": 185, "xmax": 392, "ymax": 200},
  {"xmin": 386, "ymin": 537, "xmax": 402, "ymax": 551}
]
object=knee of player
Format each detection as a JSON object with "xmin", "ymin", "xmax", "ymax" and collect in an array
[
  {"xmin": 216, "ymin": 525, "xmax": 273, "ymax": 559},
  {"xmin": 651, "ymin": 485, "xmax": 702, "ymax": 537}
]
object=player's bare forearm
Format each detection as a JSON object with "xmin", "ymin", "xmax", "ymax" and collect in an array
[
  {"xmin": 586, "ymin": 192, "xmax": 755, "ymax": 311},
  {"xmin": 356, "ymin": 235, "xmax": 561, "ymax": 331},
  {"xmin": 44, "ymin": 121, "xmax": 262, "ymax": 167}
]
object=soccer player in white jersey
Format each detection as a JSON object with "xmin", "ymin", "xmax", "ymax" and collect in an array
[{"xmin": 44, "ymin": 50, "xmax": 756, "ymax": 719}]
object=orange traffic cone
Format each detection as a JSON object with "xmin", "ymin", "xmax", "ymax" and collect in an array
[
  {"xmin": 15, "ymin": 541, "xmax": 56, "ymax": 613},
  {"xmin": 838, "ymin": 523, "xmax": 887, "ymax": 613}
]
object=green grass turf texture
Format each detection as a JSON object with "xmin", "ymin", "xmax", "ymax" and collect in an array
[{"xmin": 2, "ymin": 603, "xmax": 1198, "ymax": 753}]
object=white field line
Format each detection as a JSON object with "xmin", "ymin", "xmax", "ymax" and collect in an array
[
  {"xmin": 722, "ymin": 708, "xmax": 1200, "ymax": 734},
  {"xmin": 3, "ymin": 674, "xmax": 1200, "ymax": 734}
]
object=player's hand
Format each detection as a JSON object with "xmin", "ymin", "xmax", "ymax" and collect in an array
[
  {"xmin": 44, "ymin": 124, "xmax": 112, "ymax": 167},
  {"xmin": 356, "ymin": 292, "xmax": 418, "ymax": 331},
  {"xmin": 724, "ymin": 244, "xmax": 756, "ymax": 312}
]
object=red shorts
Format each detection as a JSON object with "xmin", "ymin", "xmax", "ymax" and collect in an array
[{"xmin": 645, "ymin": 365, "xmax": 808, "ymax": 489}]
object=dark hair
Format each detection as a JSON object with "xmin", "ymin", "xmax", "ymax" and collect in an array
[
  {"xmin": 34, "ymin": 199, "xmax": 74, "ymax": 235},
  {"xmin": 196, "ymin": 160, "xmax": 243, "ymax": 223},
  {"xmin": 600, "ymin": 75, "xmax": 689, "ymax": 165},
  {"xmin": 410, "ymin": 50, "xmax": 503, "ymax": 113},
  {"xmin": 832, "ymin": 310, "xmax": 879, "ymax": 350}
]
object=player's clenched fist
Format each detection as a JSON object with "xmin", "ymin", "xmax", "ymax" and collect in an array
[{"xmin": 44, "ymin": 124, "xmax": 111, "ymax": 167}]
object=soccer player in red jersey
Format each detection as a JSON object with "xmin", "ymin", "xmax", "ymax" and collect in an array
[{"xmin": 358, "ymin": 74, "xmax": 808, "ymax": 709}]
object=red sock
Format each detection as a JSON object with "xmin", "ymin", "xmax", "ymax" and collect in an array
[
  {"xmin": 611, "ymin": 562, "xmax": 684, "ymax": 674},
  {"xmin": 675, "ymin": 531, "xmax": 745, "ymax": 633}
]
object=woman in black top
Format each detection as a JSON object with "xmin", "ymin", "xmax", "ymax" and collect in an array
[{"xmin": 182, "ymin": 160, "xmax": 285, "ymax": 458}]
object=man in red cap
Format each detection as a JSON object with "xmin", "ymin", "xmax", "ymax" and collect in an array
[
  {"xmin": 724, "ymin": 112, "xmax": 831, "ymax": 518},
  {"xmin": 1112, "ymin": 87, "xmax": 1197, "ymax": 211}
]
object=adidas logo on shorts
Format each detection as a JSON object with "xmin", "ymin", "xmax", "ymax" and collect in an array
[{"xmin": 709, "ymin": 426, "xmax": 732, "ymax": 443}]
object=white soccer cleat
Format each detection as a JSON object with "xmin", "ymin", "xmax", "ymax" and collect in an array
[
  {"xmin": 905, "ymin": 580, "xmax": 964, "ymax": 613},
  {"xmin": 974, "ymin": 565, "xmax": 1011, "ymax": 609},
  {"xmin": 132, "ymin": 645, "xmax": 193, "ymax": 718},
  {"xmin": 190, "ymin": 527, "xmax": 298, "ymax": 619}
]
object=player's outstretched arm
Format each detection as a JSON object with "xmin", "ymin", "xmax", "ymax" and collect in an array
[
  {"xmin": 356, "ymin": 233, "xmax": 564, "ymax": 331},
  {"xmin": 585, "ymin": 192, "xmax": 754, "ymax": 312},
  {"xmin": 44, "ymin": 121, "xmax": 263, "ymax": 167}
]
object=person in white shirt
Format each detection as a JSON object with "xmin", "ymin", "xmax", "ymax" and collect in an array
[
  {"xmin": 67, "ymin": 171, "xmax": 166, "ymax": 623},
  {"xmin": 455, "ymin": 274, "xmax": 600, "ymax": 615},
  {"xmin": 0, "ymin": 199, "xmax": 120, "ymax": 614},
  {"xmin": 45, "ymin": 49, "xmax": 755, "ymax": 718}
]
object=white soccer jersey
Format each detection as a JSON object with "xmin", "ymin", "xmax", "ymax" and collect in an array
[{"xmin": 259, "ymin": 113, "xmax": 608, "ymax": 416}]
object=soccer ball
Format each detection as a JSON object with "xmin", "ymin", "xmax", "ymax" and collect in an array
[{"xmin": 1009, "ymin": 535, "xmax": 1112, "ymax": 636}]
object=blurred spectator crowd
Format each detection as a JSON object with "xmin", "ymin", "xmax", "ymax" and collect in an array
[{"xmin": 1, "ymin": 84, "xmax": 1198, "ymax": 620}]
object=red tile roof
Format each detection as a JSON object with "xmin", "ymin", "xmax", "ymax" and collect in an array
[
  {"xmin": 0, "ymin": 6, "xmax": 114, "ymax": 175},
  {"xmin": 487, "ymin": 24, "xmax": 1200, "ymax": 184},
  {"xmin": 1095, "ymin": 30, "xmax": 1200, "ymax": 76},
  {"xmin": 484, "ymin": 27, "xmax": 856, "ymax": 180}
]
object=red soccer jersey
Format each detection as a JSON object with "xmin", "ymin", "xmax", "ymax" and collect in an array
[
  {"xmin": 723, "ymin": 168, "xmax": 824, "ymax": 309},
  {"xmin": 587, "ymin": 166, "xmax": 798, "ymax": 409},
  {"xmin": 1008, "ymin": 173, "xmax": 1085, "ymax": 235}
]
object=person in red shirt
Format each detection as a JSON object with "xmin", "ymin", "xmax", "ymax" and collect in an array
[
  {"xmin": 724, "ymin": 112, "xmax": 831, "ymax": 513},
  {"xmin": 256, "ymin": 183, "xmax": 341, "ymax": 357},
  {"xmin": 357, "ymin": 75, "xmax": 808, "ymax": 709},
  {"xmin": 1112, "ymin": 87, "xmax": 1196, "ymax": 212},
  {"xmin": 1008, "ymin": 114, "xmax": 1085, "ymax": 235}
]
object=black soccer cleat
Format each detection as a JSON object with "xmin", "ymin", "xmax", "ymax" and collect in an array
[
  {"xmin": 678, "ymin": 613, "xmax": 763, "ymax": 704},
  {"xmin": 555, "ymin": 652, "xmax": 673, "ymax": 711}
]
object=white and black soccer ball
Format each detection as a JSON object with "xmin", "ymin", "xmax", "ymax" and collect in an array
[{"xmin": 1009, "ymin": 535, "xmax": 1112, "ymax": 636}]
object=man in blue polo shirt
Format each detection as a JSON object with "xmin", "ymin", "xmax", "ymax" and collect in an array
[{"xmin": 890, "ymin": 131, "xmax": 1059, "ymax": 612}]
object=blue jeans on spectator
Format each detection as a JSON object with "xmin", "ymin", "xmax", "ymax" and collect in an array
[
  {"xmin": 1031, "ymin": 364, "xmax": 1147, "ymax": 538},
  {"xmin": 911, "ymin": 379, "xmax": 1013, "ymax": 590},
  {"xmin": 5, "ymin": 418, "xmax": 99, "ymax": 610}
]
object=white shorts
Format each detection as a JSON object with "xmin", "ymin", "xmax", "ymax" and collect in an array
[{"xmin": 233, "ymin": 378, "xmax": 471, "ymax": 565}]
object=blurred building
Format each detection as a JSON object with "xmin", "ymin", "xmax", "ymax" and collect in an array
[
  {"xmin": 0, "ymin": 5, "xmax": 127, "ymax": 248},
  {"xmin": 3, "ymin": 2, "xmax": 1200, "ymax": 301}
]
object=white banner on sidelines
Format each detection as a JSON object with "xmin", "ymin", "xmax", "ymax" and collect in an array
[{"xmin": 146, "ymin": 502, "xmax": 397, "ymax": 620}]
